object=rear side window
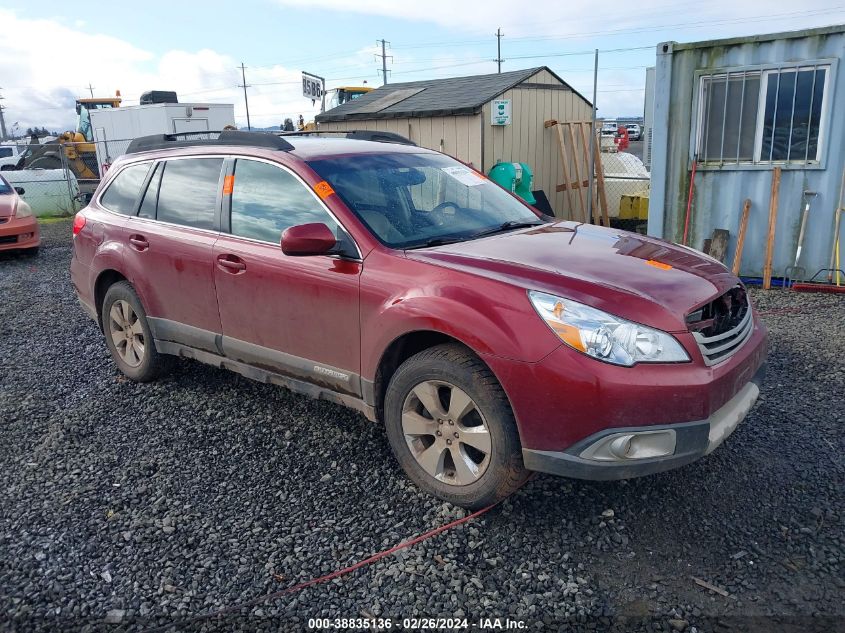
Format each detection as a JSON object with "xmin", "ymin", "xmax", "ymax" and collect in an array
[
  {"xmin": 229, "ymin": 159, "xmax": 337, "ymax": 243},
  {"xmin": 156, "ymin": 158, "xmax": 223, "ymax": 230},
  {"xmin": 100, "ymin": 163, "xmax": 151, "ymax": 215},
  {"xmin": 0, "ymin": 148, "xmax": 12, "ymax": 158}
]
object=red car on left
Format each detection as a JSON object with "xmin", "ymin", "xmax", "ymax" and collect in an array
[{"xmin": 0, "ymin": 175, "xmax": 40, "ymax": 255}]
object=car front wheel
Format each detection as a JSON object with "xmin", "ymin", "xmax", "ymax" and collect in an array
[{"xmin": 384, "ymin": 344, "xmax": 528, "ymax": 509}]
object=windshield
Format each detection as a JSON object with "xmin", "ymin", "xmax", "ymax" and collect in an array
[
  {"xmin": 307, "ymin": 152, "xmax": 542, "ymax": 249},
  {"xmin": 0, "ymin": 176, "xmax": 12, "ymax": 195}
]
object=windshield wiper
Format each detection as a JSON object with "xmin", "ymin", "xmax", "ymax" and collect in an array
[
  {"xmin": 405, "ymin": 236, "xmax": 467, "ymax": 249},
  {"xmin": 470, "ymin": 220, "xmax": 543, "ymax": 239}
]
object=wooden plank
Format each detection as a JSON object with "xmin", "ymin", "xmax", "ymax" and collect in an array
[
  {"xmin": 709, "ymin": 229, "xmax": 730, "ymax": 263},
  {"xmin": 731, "ymin": 199, "xmax": 752, "ymax": 276},
  {"xmin": 565, "ymin": 123, "xmax": 587, "ymax": 221},
  {"xmin": 576, "ymin": 122, "xmax": 599, "ymax": 224},
  {"xmin": 556, "ymin": 180, "xmax": 589, "ymax": 192},
  {"xmin": 763, "ymin": 167, "xmax": 782, "ymax": 290},
  {"xmin": 554, "ymin": 124, "xmax": 577, "ymax": 219}
]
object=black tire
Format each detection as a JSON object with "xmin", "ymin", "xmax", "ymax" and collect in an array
[
  {"xmin": 101, "ymin": 281, "xmax": 171, "ymax": 382},
  {"xmin": 28, "ymin": 155, "xmax": 63, "ymax": 170},
  {"xmin": 384, "ymin": 344, "xmax": 528, "ymax": 509}
]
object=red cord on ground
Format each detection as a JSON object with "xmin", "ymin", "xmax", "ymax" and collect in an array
[{"xmin": 144, "ymin": 476, "xmax": 534, "ymax": 632}]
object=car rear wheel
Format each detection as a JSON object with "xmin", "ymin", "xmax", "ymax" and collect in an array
[
  {"xmin": 101, "ymin": 281, "xmax": 171, "ymax": 382},
  {"xmin": 384, "ymin": 344, "xmax": 528, "ymax": 509}
]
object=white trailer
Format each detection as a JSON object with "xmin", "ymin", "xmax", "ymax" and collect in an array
[{"xmin": 90, "ymin": 103, "xmax": 235, "ymax": 172}]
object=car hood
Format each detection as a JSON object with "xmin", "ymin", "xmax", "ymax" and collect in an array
[
  {"xmin": 406, "ymin": 221, "xmax": 738, "ymax": 332},
  {"xmin": 0, "ymin": 193, "xmax": 18, "ymax": 218}
]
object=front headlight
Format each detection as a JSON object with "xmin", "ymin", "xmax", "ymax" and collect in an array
[
  {"xmin": 14, "ymin": 201, "xmax": 33, "ymax": 218},
  {"xmin": 528, "ymin": 290, "xmax": 690, "ymax": 366}
]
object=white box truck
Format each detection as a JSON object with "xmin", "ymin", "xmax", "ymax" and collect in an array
[{"xmin": 90, "ymin": 102, "xmax": 235, "ymax": 172}]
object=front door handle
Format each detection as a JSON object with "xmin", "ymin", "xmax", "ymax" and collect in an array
[
  {"xmin": 129, "ymin": 234, "xmax": 149, "ymax": 251},
  {"xmin": 216, "ymin": 255, "xmax": 246, "ymax": 273}
]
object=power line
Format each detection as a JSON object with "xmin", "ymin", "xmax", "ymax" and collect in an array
[
  {"xmin": 238, "ymin": 62, "xmax": 251, "ymax": 131},
  {"xmin": 390, "ymin": 5, "xmax": 844, "ymax": 52}
]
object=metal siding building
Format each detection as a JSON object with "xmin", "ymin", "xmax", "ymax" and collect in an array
[
  {"xmin": 315, "ymin": 67, "xmax": 592, "ymax": 218},
  {"xmin": 649, "ymin": 25, "xmax": 845, "ymax": 278}
]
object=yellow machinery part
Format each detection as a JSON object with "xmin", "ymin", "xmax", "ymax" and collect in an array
[{"xmin": 619, "ymin": 194, "xmax": 650, "ymax": 220}]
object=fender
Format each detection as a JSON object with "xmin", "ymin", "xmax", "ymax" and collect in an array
[{"xmin": 360, "ymin": 259, "xmax": 561, "ymax": 383}]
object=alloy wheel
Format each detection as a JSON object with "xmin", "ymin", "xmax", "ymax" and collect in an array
[
  {"xmin": 108, "ymin": 300, "xmax": 145, "ymax": 368},
  {"xmin": 401, "ymin": 380, "xmax": 492, "ymax": 486}
]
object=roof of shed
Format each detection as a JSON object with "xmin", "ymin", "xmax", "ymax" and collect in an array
[{"xmin": 316, "ymin": 66, "xmax": 590, "ymax": 122}]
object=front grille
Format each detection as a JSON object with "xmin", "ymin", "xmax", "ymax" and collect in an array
[
  {"xmin": 687, "ymin": 286, "xmax": 753, "ymax": 366},
  {"xmin": 0, "ymin": 217, "xmax": 8, "ymax": 225}
]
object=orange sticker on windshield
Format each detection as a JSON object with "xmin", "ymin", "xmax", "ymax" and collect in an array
[
  {"xmin": 222, "ymin": 175, "xmax": 234, "ymax": 195},
  {"xmin": 313, "ymin": 180, "xmax": 335, "ymax": 199},
  {"xmin": 646, "ymin": 259, "xmax": 673, "ymax": 270}
]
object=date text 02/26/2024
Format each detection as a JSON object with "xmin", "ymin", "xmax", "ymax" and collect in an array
[{"xmin": 307, "ymin": 617, "xmax": 526, "ymax": 630}]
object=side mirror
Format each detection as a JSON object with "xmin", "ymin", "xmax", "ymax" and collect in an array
[
  {"xmin": 14, "ymin": 187, "xmax": 25, "ymax": 195},
  {"xmin": 281, "ymin": 222, "xmax": 337, "ymax": 256}
]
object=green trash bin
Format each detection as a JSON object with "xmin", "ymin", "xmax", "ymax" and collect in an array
[{"xmin": 487, "ymin": 162, "xmax": 536, "ymax": 205}]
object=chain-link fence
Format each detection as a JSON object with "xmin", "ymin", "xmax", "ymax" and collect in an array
[
  {"xmin": 597, "ymin": 134, "xmax": 650, "ymax": 233},
  {"xmin": 0, "ymin": 137, "xmax": 136, "ymax": 216}
]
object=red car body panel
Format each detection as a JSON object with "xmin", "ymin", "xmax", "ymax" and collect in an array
[
  {"xmin": 121, "ymin": 216, "xmax": 222, "ymax": 335},
  {"xmin": 70, "ymin": 138, "xmax": 767, "ymax": 480},
  {"xmin": 212, "ymin": 234, "xmax": 362, "ymax": 376},
  {"xmin": 0, "ymin": 180, "xmax": 40, "ymax": 252}
]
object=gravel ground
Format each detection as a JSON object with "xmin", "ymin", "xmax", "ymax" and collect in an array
[{"xmin": 0, "ymin": 220, "xmax": 842, "ymax": 632}]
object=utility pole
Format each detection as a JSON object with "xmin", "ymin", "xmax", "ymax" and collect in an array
[
  {"xmin": 0, "ymin": 89, "xmax": 7, "ymax": 140},
  {"xmin": 495, "ymin": 28, "xmax": 504, "ymax": 73},
  {"xmin": 587, "ymin": 49, "xmax": 599, "ymax": 224},
  {"xmin": 238, "ymin": 63, "xmax": 252, "ymax": 131},
  {"xmin": 87, "ymin": 83, "xmax": 95, "ymax": 98},
  {"xmin": 376, "ymin": 39, "xmax": 392, "ymax": 85}
]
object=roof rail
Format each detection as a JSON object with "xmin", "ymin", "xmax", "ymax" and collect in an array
[
  {"xmin": 125, "ymin": 130, "xmax": 294, "ymax": 155},
  {"xmin": 279, "ymin": 129, "xmax": 416, "ymax": 146}
]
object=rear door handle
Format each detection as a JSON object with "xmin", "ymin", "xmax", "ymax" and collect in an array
[
  {"xmin": 129, "ymin": 235, "xmax": 149, "ymax": 251},
  {"xmin": 216, "ymin": 255, "xmax": 246, "ymax": 273}
]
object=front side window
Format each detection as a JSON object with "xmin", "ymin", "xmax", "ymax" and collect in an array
[
  {"xmin": 308, "ymin": 152, "xmax": 542, "ymax": 249},
  {"xmin": 229, "ymin": 159, "xmax": 339, "ymax": 243},
  {"xmin": 100, "ymin": 163, "xmax": 152, "ymax": 215},
  {"xmin": 156, "ymin": 158, "xmax": 223, "ymax": 229},
  {"xmin": 697, "ymin": 64, "xmax": 830, "ymax": 165}
]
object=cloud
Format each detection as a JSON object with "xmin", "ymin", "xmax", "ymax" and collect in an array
[
  {"xmin": 273, "ymin": 0, "xmax": 843, "ymax": 38},
  {"xmin": 0, "ymin": 9, "xmax": 348, "ymax": 134}
]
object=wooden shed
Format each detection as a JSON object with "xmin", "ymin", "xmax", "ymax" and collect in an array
[{"xmin": 315, "ymin": 67, "xmax": 592, "ymax": 218}]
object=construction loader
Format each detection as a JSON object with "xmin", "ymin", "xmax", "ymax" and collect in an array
[{"xmin": 3, "ymin": 93, "xmax": 121, "ymax": 196}]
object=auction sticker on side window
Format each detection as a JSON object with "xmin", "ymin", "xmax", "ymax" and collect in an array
[{"xmin": 442, "ymin": 165, "xmax": 485, "ymax": 187}]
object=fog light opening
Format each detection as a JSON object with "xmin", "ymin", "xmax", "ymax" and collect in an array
[{"xmin": 580, "ymin": 429, "xmax": 677, "ymax": 462}]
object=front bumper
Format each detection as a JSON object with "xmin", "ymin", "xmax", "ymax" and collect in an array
[
  {"xmin": 0, "ymin": 214, "xmax": 40, "ymax": 251},
  {"xmin": 522, "ymin": 364, "xmax": 765, "ymax": 480}
]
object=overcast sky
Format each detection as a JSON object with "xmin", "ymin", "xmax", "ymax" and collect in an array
[{"xmin": 1, "ymin": 1, "xmax": 843, "ymax": 134}]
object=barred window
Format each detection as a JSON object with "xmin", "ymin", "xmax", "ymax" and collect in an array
[{"xmin": 697, "ymin": 64, "xmax": 830, "ymax": 165}]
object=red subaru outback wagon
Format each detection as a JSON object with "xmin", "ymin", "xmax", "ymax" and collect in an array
[{"xmin": 71, "ymin": 130, "xmax": 766, "ymax": 508}]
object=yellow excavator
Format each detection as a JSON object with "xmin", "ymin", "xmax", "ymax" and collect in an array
[{"xmin": 8, "ymin": 92, "xmax": 121, "ymax": 181}]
